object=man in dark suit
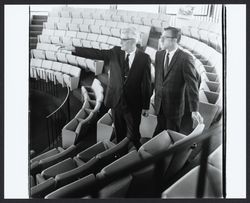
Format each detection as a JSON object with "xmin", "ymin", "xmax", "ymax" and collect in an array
[
  {"xmin": 60, "ymin": 27, "xmax": 152, "ymax": 149},
  {"xmin": 153, "ymin": 26, "xmax": 203, "ymax": 136}
]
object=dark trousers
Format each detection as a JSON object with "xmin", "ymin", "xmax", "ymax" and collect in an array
[
  {"xmin": 153, "ymin": 105, "xmax": 182, "ymax": 137},
  {"xmin": 111, "ymin": 100, "xmax": 141, "ymax": 146}
]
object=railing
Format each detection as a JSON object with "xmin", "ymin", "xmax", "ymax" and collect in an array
[
  {"xmin": 30, "ymin": 78, "xmax": 71, "ymax": 149},
  {"xmin": 30, "ymin": 78, "xmax": 58, "ymax": 97},
  {"xmin": 46, "ymin": 86, "xmax": 70, "ymax": 149}
]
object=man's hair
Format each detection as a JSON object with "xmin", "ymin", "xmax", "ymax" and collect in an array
[
  {"xmin": 121, "ymin": 27, "xmax": 139, "ymax": 43},
  {"xmin": 163, "ymin": 27, "xmax": 182, "ymax": 43}
]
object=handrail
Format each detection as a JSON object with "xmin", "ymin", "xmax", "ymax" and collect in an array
[{"xmin": 46, "ymin": 86, "xmax": 70, "ymax": 119}]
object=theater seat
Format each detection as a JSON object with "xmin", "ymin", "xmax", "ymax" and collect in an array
[
  {"xmin": 62, "ymin": 64, "xmax": 81, "ymax": 90},
  {"xmin": 98, "ymin": 175, "xmax": 133, "ymax": 198},
  {"xmin": 76, "ymin": 31, "xmax": 88, "ymax": 40},
  {"xmin": 38, "ymin": 145, "xmax": 77, "ymax": 172},
  {"xmin": 31, "ymin": 147, "xmax": 64, "ymax": 164},
  {"xmin": 137, "ymin": 123, "xmax": 204, "ymax": 185},
  {"xmin": 47, "ymin": 138, "xmax": 130, "ymax": 188},
  {"xmin": 41, "ymin": 156, "xmax": 85, "ymax": 180},
  {"xmin": 32, "ymin": 49, "xmax": 46, "ymax": 60},
  {"xmin": 31, "ymin": 178, "xmax": 56, "ymax": 198},
  {"xmin": 85, "ymin": 59, "xmax": 104, "ymax": 75},
  {"xmin": 97, "ymin": 110, "xmax": 113, "ymax": 142},
  {"xmin": 45, "ymin": 174, "xmax": 97, "ymax": 198},
  {"xmin": 30, "ymin": 58, "xmax": 43, "ymax": 79},
  {"xmin": 139, "ymin": 103, "xmax": 157, "ymax": 139},
  {"xmin": 62, "ymin": 113, "xmax": 93, "ymax": 148},
  {"xmin": 41, "ymin": 60, "xmax": 54, "ymax": 82},
  {"xmin": 161, "ymin": 145, "xmax": 222, "ymax": 198},
  {"xmin": 199, "ymin": 90, "xmax": 219, "ymax": 129}
]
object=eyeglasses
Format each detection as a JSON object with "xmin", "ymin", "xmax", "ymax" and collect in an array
[
  {"xmin": 160, "ymin": 36, "xmax": 175, "ymax": 39},
  {"xmin": 121, "ymin": 38, "xmax": 135, "ymax": 41}
]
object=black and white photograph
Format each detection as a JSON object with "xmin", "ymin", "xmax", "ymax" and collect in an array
[{"xmin": 3, "ymin": 3, "xmax": 246, "ymax": 199}]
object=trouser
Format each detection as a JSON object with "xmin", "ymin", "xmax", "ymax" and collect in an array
[
  {"xmin": 111, "ymin": 101, "xmax": 141, "ymax": 147},
  {"xmin": 153, "ymin": 105, "xmax": 182, "ymax": 137}
]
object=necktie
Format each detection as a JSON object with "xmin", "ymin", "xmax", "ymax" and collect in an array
[
  {"xmin": 124, "ymin": 54, "xmax": 130, "ymax": 78},
  {"xmin": 164, "ymin": 52, "xmax": 170, "ymax": 77}
]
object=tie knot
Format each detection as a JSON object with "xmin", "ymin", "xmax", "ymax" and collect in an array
[{"xmin": 126, "ymin": 54, "xmax": 130, "ymax": 60}]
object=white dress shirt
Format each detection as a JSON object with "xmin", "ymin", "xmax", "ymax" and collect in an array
[
  {"xmin": 125, "ymin": 49, "xmax": 136, "ymax": 69},
  {"xmin": 164, "ymin": 46, "xmax": 178, "ymax": 66}
]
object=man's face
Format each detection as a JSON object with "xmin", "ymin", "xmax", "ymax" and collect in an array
[
  {"xmin": 120, "ymin": 34, "xmax": 136, "ymax": 52},
  {"xmin": 160, "ymin": 30, "xmax": 177, "ymax": 50}
]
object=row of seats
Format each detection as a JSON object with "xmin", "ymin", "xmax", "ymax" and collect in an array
[
  {"xmin": 30, "ymin": 123, "xmax": 205, "ymax": 198},
  {"xmin": 30, "ymin": 79, "xmax": 104, "ymax": 179},
  {"xmin": 31, "ymin": 137, "xmax": 132, "ymax": 198},
  {"xmin": 47, "ymin": 7, "xmax": 171, "ymax": 33},
  {"xmin": 62, "ymin": 79, "xmax": 104, "ymax": 148},
  {"xmin": 30, "ymin": 58, "xmax": 81, "ymax": 90},
  {"xmin": 47, "ymin": 7, "xmax": 221, "ymax": 50},
  {"xmin": 45, "ymin": 125, "xmax": 204, "ymax": 199},
  {"xmin": 40, "ymin": 30, "xmax": 121, "ymax": 48},
  {"xmin": 49, "ymin": 7, "xmax": 170, "ymax": 21},
  {"xmin": 180, "ymin": 35, "xmax": 222, "ymax": 67},
  {"xmin": 31, "ymin": 45, "xmax": 104, "ymax": 75},
  {"xmin": 180, "ymin": 19, "xmax": 222, "ymax": 52},
  {"xmin": 44, "ymin": 20, "xmax": 151, "ymax": 47},
  {"xmin": 30, "ymin": 145, "xmax": 79, "ymax": 178}
]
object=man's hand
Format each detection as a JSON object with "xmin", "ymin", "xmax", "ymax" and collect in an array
[
  {"xmin": 142, "ymin": 109, "xmax": 149, "ymax": 117},
  {"xmin": 192, "ymin": 111, "xmax": 203, "ymax": 127},
  {"xmin": 58, "ymin": 45, "xmax": 76, "ymax": 54}
]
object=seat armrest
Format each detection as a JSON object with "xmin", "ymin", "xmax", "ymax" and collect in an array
[
  {"xmin": 77, "ymin": 141, "xmax": 106, "ymax": 162},
  {"xmin": 46, "ymin": 174, "xmax": 96, "ymax": 198},
  {"xmin": 31, "ymin": 178, "xmax": 56, "ymax": 198}
]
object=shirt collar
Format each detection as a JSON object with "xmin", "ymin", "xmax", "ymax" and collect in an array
[
  {"xmin": 166, "ymin": 46, "xmax": 178, "ymax": 56},
  {"xmin": 125, "ymin": 49, "xmax": 136, "ymax": 57}
]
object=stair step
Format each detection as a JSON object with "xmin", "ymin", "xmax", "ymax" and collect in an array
[
  {"xmin": 30, "ymin": 30, "xmax": 42, "ymax": 37},
  {"xmin": 30, "ymin": 25, "xmax": 43, "ymax": 31},
  {"xmin": 31, "ymin": 19, "xmax": 45, "ymax": 25},
  {"xmin": 32, "ymin": 15, "xmax": 48, "ymax": 20},
  {"xmin": 30, "ymin": 37, "xmax": 38, "ymax": 44},
  {"xmin": 29, "ymin": 43, "xmax": 37, "ymax": 49}
]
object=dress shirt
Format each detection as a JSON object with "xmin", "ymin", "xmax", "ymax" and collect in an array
[
  {"xmin": 164, "ymin": 46, "xmax": 178, "ymax": 66},
  {"xmin": 125, "ymin": 49, "xmax": 136, "ymax": 69}
]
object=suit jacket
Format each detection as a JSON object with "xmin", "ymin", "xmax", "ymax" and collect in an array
[
  {"xmin": 154, "ymin": 48, "xmax": 200, "ymax": 118},
  {"xmin": 73, "ymin": 46, "xmax": 152, "ymax": 111}
]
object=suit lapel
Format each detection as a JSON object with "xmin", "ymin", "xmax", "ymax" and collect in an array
[
  {"xmin": 124, "ymin": 49, "xmax": 139, "ymax": 85},
  {"xmin": 160, "ymin": 50, "xmax": 166, "ymax": 80},
  {"xmin": 164, "ymin": 48, "xmax": 181, "ymax": 81},
  {"xmin": 130, "ymin": 49, "xmax": 139, "ymax": 71},
  {"xmin": 119, "ymin": 50, "xmax": 126, "ymax": 81}
]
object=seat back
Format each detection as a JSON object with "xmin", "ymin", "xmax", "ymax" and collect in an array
[
  {"xmin": 31, "ymin": 178, "xmax": 56, "ymax": 198},
  {"xmin": 96, "ymin": 137, "xmax": 131, "ymax": 168},
  {"xmin": 46, "ymin": 174, "xmax": 97, "ymax": 198},
  {"xmin": 97, "ymin": 112, "xmax": 113, "ymax": 142},
  {"xmin": 163, "ymin": 124, "xmax": 205, "ymax": 181}
]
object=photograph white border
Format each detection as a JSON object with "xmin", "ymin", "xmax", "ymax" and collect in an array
[{"xmin": 4, "ymin": 4, "xmax": 246, "ymax": 198}]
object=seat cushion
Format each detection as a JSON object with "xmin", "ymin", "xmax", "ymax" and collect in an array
[
  {"xmin": 138, "ymin": 130, "xmax": 172, "ymax": 159},
  {"xmin": 98, "ymin": 175, "xmax": 133, "ymax": 198}
]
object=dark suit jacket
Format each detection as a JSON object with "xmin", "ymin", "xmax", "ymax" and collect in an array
[
  {"xmin": 73, "ymin": 46, "xmax": 152, "ymax": 111},
  {"xmin": 154, "ymin": 48, "xmax": 199, "ymax": 118}
]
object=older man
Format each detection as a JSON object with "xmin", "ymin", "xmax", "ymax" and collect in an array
[
  {"xmin": 60, "ymin": 27, "xmax": 152, "ymax": 149},
  {"xmin": 153, "ymin": 26, "xmax": 203, "ymax": 135}
]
